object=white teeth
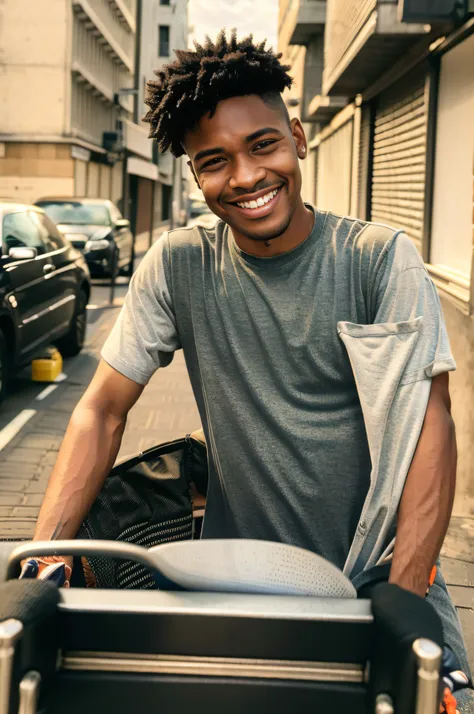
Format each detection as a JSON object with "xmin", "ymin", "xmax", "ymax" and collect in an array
[{"xmin": 237, "ymin": 188, "xmax": 279, "ymax": 209}]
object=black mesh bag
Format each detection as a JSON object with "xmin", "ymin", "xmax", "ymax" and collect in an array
[{"xmin": 77, "ymin": 432, "xmax": 208, "ymax": 589}]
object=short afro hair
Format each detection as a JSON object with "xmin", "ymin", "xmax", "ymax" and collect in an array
[{"xmin": 143, "ymin": 29, "xmax": 293, "ymax": 157}]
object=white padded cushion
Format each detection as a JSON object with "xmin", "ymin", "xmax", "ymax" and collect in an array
[{"xmin": 149, "ymin": 539, "xmax": 356, "ymax": 598}]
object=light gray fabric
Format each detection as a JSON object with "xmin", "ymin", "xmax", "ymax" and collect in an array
[
  {"xmin": 102, "ymin": 209, "xmax": 455, "ymax": 574},
  {"xmin": 338, "ymin": 236, "xmax": 456, "ymax": 577}
]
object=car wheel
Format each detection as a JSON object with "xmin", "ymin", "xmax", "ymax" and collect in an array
[
  {"xmin": 0, "ymin": 330, "xmax": 9, "ymax": 405},
  {"xmin": 56, "ymin": 289, "xmax": 88, "ymax": 358}
]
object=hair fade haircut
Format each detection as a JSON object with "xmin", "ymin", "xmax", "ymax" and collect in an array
[{"xmin": 144, "ymin": 29, "xmax": 293, "ymax": 158}]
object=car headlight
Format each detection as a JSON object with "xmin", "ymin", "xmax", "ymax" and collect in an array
[{"xmin": 85, "ymin": 239, "xmax": 110, "ymax": 251}]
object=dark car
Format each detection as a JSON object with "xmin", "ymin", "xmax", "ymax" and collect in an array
[
  {"xmin": 35, "ymin": 198, "xmax": 134, "ymax": 278},
  {"xmin": 0, "ymin": 202, "xmax": 91, "ymax": 403}
]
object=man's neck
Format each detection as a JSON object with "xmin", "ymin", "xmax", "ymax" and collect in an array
[{"xmin": 231, "ymin": 199, "xmax": 314, "ymax": 258}]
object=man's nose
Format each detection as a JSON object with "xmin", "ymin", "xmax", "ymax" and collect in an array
[{"xmin": 228, "ymin": 157, "xmax": 266, "ymax": 191}]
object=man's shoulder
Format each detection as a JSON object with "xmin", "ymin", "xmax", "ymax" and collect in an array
[
  {"xmin": 167, "ymin": 220, "xmax": 224, "ymax": 251},
  {"xmin": 324, "ymin": 210, "xmax": 399, "ymax": 251},
  {"xmin": 322, "ymin": 210, "xmax": 419, "ymax": 269}
]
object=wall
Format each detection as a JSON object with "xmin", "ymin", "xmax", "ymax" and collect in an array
[
  {"xmin": 278, "ymin": 0, "xmax": 315, "ymax": 204},
  {"xmin": 443, "ymin": 297, "xmax": 474, "ymax": 517},
  {"xmin": 0, "ymin": 143, "xmax": 74, "ymax": 204},
  {"xmin": 0, "ymin": 0, "xmax": 70, "ymax": 136}
]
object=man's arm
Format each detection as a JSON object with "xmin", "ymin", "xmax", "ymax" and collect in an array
[
  {"xmin": 389, "ymin": 372, "xmax": 456, "ymax": 596},
  {"xmin": 34, "ymin": 360, "xmax": 144, "ymax": 542}
]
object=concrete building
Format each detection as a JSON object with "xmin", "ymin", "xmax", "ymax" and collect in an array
[
  {"xmin": 0, "ymin": 0, "xmax": 158, "ymax": 214},
  {"xmin": 0, "ymin": 0, "xmax": 191, "ymax": 247},
  {"xmin": 279, "ymin": 0, "xmax": 474, "ymax": 519},
  {"xmin": 136, "ymin": 0, "xmax": 189, "ymax": 234}
]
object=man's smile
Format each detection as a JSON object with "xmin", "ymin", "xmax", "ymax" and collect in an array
[{"xmin": 225, "ymin": 185, "xmax": 284, "ymax": 219}]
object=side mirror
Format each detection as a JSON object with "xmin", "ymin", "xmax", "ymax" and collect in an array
[
  {"xmin": 115, "ymin": 218, "xmax": 130, "ymax": 229},
  {"xmin": 8, "ymin": 246, "xmax": 38, "ymax": 261}
]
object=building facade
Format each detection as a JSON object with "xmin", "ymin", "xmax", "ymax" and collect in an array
[
  {"xmin": 137, "ymin": 0, "xmax": 189, "ymax": 234},
  {"xmin": 279, "ymin": 0, "xmax": 474, "ymax": 518},
  {"xmin": 0, "ymin": 0, "xmax": 143, "ymax": 206},
  {"xmin": 0, "ymin": 0, "xmax": 189, "ymax": 247}
]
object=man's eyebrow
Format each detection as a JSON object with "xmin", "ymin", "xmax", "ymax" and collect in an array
[
  {"xmin": 245, "ymin": 127, "xmax": 282, "ymax": 142},
  {"xmin": 194, "ymin": 147, "xmax": 225, "ymax": 163}
]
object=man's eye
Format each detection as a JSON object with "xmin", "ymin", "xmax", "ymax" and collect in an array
[
  {"xmin": 201, "ymin": 157, "xmax": 224, "ymax": 170},
  {"xmin": 254, "ymin": 139, "xmax": 277, "ymax": 151}
]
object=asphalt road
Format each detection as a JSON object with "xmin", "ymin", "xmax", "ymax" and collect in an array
[{"xmin": 0, "ymin": 276, "xmax": 130, "ymax": 432}]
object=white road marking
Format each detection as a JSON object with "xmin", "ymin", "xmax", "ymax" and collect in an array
[
  {"xmin": 36, "ymin": 384, "xmax": 58, "ymax": 401},
  {"xmin": 54, "ymin": 373, "xmax": 67, "ymax": 383},
  {"xmin": 0, "ymin": 409, "xmax": 37, "ymax": 452}
]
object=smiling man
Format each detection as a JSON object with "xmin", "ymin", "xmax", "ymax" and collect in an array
[{"xmin": 32, "ymin": 30, "xmax": 471, "ymax": 705}]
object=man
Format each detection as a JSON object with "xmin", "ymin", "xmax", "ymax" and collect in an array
[{"xmin": 32, "ymin": 30, "xmax": 471, "ymax": 705}]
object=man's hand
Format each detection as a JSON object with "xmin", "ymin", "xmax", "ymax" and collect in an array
[
  {"xmin": 389, "ymin": 373, "xmax": 456, "ymax": 596},
  {"xmin": 20, "ymin": 556, "xmax": 73, "ymax": 587}
]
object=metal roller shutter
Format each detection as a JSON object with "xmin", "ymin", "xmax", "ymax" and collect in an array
[{"xmin": 371, "ymin": 68, "xmax": 428, "ymax": 253}]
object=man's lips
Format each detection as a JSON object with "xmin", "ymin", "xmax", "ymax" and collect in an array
[{"xmin": 225, "ymin": 185, "xmax": 284, "ymax": 219}]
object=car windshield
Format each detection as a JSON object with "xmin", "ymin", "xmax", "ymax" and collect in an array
[{"xmin": 37, "ymin": 202, "xmax": 111, "ymax": 226}]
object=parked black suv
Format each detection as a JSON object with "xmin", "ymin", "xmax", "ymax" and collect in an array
[
  {"xmin": 0, "ymin": 202, "xmax": 91, "ymax": 403},
  {"xmin": 35, "ymin": 198, "xmax": 134, "ymax": 277}
]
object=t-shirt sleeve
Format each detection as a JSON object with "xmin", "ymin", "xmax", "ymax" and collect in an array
[
  {"xmin": 101, "ymin": 232, "xmax": 181, "ymax": 385},
  {"xmin": 373, "ymin": 231, "xmax": 456, "ymax": 382}
]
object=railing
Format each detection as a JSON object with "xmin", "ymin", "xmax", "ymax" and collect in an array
[
  {"xmin": 324, "ymin": 0, "xmax": 378, "ymax": 77},
  {"xmin": 71, "ymin": 12, "xmax": 133, "ymax": 146},
  {"xmin": 72, "ymin": 0, "xmax": 135, "ymax": 71}
]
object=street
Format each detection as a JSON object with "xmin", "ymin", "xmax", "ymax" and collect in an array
[{"xmin": 0, "ymin": 243, "xmax": 201, "ymax": 539}]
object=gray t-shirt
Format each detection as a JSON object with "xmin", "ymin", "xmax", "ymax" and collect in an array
[{"xmin": 102, "ymin": 208, "xmax": 454, "ymax": 570}]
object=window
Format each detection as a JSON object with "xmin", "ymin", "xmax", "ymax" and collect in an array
[
  {"xmin": 36, "ymin": 201, "xmax": 111, "ymax": 226},
  {"xmin": 35, "ymin": 212, "xmax": 67, "ymax": 251},
  {"xmin": 159, "ymin": 25, "xmax": 170, "ymax": 57},
  {"xmin": 2, "ymin": 211, "xmax": 49, "ymax": 255},
  {"xmin": 160, "ymin": 0, "xmax": 170, "ymax": 4}
]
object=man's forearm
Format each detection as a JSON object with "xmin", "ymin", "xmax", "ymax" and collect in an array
[
  {"xmin": 34, "ymin": 401, "xmax": 126, "ymax": 541},
  {"xmin": 389, "ymin": 374, "xmax": 456, "ymax": 596}
]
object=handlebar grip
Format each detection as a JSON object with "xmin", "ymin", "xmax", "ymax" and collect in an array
[{"xmin": 6, "ymin": 540, "xmax": 160, "ymax": 581}]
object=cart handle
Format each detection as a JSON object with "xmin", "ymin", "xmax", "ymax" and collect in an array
[{"xmin": 6, "ymin": 540, "xmax": 159, "ymax": 581}]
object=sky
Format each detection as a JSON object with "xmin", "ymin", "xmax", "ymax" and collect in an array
[{"xmin": 188, "ymin": 0, "xmax": 279, "ymax": 51}]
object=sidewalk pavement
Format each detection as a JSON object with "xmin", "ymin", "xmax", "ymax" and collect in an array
[{"xmin": 0, "ymin": 238, "xmax": 471, "ymax": 666}]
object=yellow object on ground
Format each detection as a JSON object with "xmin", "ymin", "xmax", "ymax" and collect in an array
[{"xmin": 31, "ymin": 347, "xmax": 63, "ymax": 382}]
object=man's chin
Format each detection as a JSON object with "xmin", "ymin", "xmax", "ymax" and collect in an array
[{"xmin": 237, "ymin": 216, "xmax": 292, "ymax": 243}]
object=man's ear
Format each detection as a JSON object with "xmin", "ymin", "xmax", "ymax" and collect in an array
[
  {"xmin": 290, "ymin": 118, "xmax": 307, "ymax": 160},
  {"xmin": 187, "ymin": 160, "xmax": 200, "ymax": 188}
]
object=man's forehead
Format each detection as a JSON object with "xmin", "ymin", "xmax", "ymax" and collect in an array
[{"xmin": 184, "ymin": 95, "xmax": 286, "ymax": 155}]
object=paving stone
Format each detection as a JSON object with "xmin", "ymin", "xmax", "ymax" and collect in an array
[
  {"xmin": 0, "ymin": 468, "xmax": 39, "ymax": 484},
  {"xmin": 4, "ymin": 448, "xmax": 47, "ymax": 465},
  {"xmin": 0, "ymin": 479, "xmax": 31, "ymax": 493},
  {"xmin": 0, "ymin": 494, "xmax": 23, "ymax": 506},
  {"xmin": 19, "ymin": 434, "xmax": 63, "ymax": 450},
  {"xmin": 9, "ymin": 506, "xmax": 40, "ymax": 519}
]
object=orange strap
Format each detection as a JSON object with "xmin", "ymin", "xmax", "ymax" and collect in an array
[{"xmin": 440, "ymin": 687, "xmax": 457, "ymax": 714}]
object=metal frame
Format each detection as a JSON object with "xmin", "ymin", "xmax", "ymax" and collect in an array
[
  {"xmin": 0, "ymin": 619, "xmax": 23, "ymax": 714},
  {"xmin": 62, "ymin": 652, "xmax": 365, "ymax": 683},
  {"xmin": 18, "ymin": 672, "xmax": 41, "ymax": 714}
]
